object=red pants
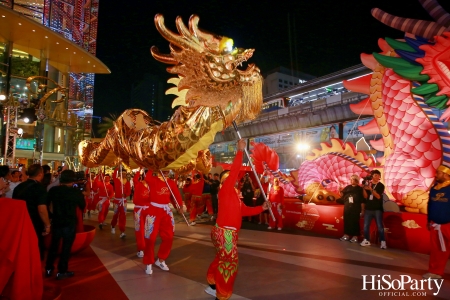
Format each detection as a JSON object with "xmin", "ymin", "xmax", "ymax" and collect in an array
[
  {"xmin": 134, "ymin": 206, "xmax": 148, "ymax": 252},
  {"xmin": 428, "ymin": 222, "xmax": 450, "ymax": 275},
  {"xmin": 97, "ymin": 198, "xmax": 110, "ymax": 224},
  {"xmin": 142, "ymin": 204, "xmax": 175, "ymax": 265},
  {"xmin": 202, "ymin": 193, "xmax": 213, "ymax": 215},
  {"xmin": 184, "ymin": 193, "xmax": 192, "ymax": 212},
  {"xmin": 207, "ymin": 225, "xmax": 239, "ymax": 300},
  {"xmin": 268, "ymin": 202, "xmax": 283, "ymax": 229},
  {"xmin": 111, "ymin": 199, "xmax": 127, "ymax": 232},
  {"xmin": 189, "ymin": 195, "xmax": 204, "ymax": 222},
  {"xmin": 88, "ymin": 193, "xmax": 99, "ymax": 211}
]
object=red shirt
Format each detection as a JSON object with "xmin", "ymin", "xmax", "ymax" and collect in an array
[
  {"xmin": 113, "ymin": 168, "xmax": 131, "ymax": 198},
  {"xmin": 269, "ymin": 186, "xmax": 284, "ymax": 204},
  {"xmin": 133, "ymin": 172, "xmax": 151, "ymax": 206},
  {"xmin": 145, "ymin": 171, "xmax": 182, "ymax": 207},
  {"xmin": 189, "ymin": 177, "xmax": 204, "ymax": 196},
  {"xmin": 217, "ymin": 151, "xmax": 263, "ymax": 230},
  {"xmin": 96, "ymin": 179, "xmax": 114, "ymax": 198}
]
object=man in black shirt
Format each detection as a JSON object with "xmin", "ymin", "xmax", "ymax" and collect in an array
[
  {"xmin": 360, "ymin": 170, "xmax": 386, "ymax": 249},
  {"xmin": 45, "ymin": 170, "xmax": 86, "ymax": 280},
  {"xmin": 13, "ymin": 164, "xmax": 50, "ymax": 260}
]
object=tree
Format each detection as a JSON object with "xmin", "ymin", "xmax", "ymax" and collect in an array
[{"xmin": 97, "ymin": 113, "xmax": 117, "ymax": 138}]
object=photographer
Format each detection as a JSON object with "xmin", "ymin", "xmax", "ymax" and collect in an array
[
  {"xmin": 360, "ymin": 170, "xmax": 387, "ymax": 249},
  {"xmin": 45, "ymin": 170, "xmax": 86, "ymax": 280},
  {"xmin": 240, "ymin": 173, "xmax": 255, "ymax": 207}
]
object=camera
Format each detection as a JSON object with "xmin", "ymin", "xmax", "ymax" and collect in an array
[
  {"xmin": 72, "ymin": 171, "xmax": 87, "ymax": 191},
  {"xmin": 362, "ymin": 175, "xmax": 373, "ymax": 186}
]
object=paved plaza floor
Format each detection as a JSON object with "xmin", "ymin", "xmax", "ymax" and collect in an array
[{"xmin": 83, "ymin": 207, "xmax": 450, "ymax": 300}]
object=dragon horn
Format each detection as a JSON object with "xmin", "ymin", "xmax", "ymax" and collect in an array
[
  {"xmin": 371, "ymin": 8, "xmax": 447, "ymax": 39},
  {"xmin": 154, "ymin": 14, "xmax": 203, "ymax": 53},
  {"xmin": 150, "ymin": 46, "xmax": 177, "ymax": 65},
  {"xmin": 419, "ymin": 0, "xmax": 450, "ymax": 28},
  {"xmin": 176, "ymin": 16, "xmax": 197, "ymax": 42},
  {"xmin": 189, "ymin": 15, "xmax": 222, "ymax": 53}
]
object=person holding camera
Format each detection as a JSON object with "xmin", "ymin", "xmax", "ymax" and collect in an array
[
  {"xmin": 360, "ymin": 170, "xmax": 387, "ymax": 249},
  {"xmin": 338, "ymin": 174, "xmax": 365, "ymax": 243},
  {"xmin": 45, "ymin": 170, "xmax": 86, "ymax": 279}
]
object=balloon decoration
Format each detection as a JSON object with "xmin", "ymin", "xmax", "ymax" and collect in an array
[
  {"xmin": 340, "ymin": 0, "xmax": 450, "ymax": 213},
  {"xmin": 79, "ymin": 15, "xmax": 263, "ymax": 173}
]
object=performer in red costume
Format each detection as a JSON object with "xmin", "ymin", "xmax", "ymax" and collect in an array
[
  {"xmin": 183, "ymin": 178, "xmax": 193, "ymax": 213},
  {"xmin": 133, "ymin": 168, "xmax": 151, "ymax": 258},
  {"xmin": 267, "ymin": 178, "xmax": 284, "ymax": 230},
  {"xmin": 85, "ymin": 171, "xmax": 98, "ymax": 216},
  {"xmin": 96, "ymin": 174, "xmax": 114, "ymax": 229},
  {"xmin": 111, "ymin": 167, "xmax": 131, "ymax": 238},
  {"xmin": 188, "ymin": 174, "xmax": 204, "ymax": 226},
  {"xmin": 205, "ymin": 139, "xmax": 269, "ymax": 300},
  {"xmin": 142, "ymin": 171, "xmax": 183, "ymax": 275}
]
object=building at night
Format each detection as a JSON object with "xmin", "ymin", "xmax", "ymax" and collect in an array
[{"xmin": 0, "ymin": 1, "xmax": 109, "ymax": 168}]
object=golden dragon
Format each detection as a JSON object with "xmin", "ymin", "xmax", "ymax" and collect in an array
[{"xmin": 79, "ymin": 14, "xmax": 263, "ymax": 172}]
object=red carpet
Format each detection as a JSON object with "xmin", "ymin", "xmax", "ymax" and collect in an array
[{"xmin": 43, "ymin": 246, "xmax": 127, "ymax": 300}]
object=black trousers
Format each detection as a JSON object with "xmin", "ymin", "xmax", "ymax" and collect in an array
[
  {"xmin": 45, "ymin": 226, "xmax": 76, "ymax": 273},
  {"xmin": 211, "ymin": 193, "xmax": 218, "ymax": 214}
]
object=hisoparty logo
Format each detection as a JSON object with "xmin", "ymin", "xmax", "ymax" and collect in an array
[{"xmin": 362, "ymin": 275, "xmax": 443, "ymax": 296}]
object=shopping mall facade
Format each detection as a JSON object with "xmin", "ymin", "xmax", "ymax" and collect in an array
[{"xmin": 0, "ymin": 1, "xmax": 109, "ymax": 170}]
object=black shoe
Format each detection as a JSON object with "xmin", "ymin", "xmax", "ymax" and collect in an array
[
  {"xmin": 45, "ymin": 268, "xmax": 53, "ymax": 277},
  {"xmin": 56, "ymin": 271, "xmax": 74, "ymax": 280},
  {"xmin": 99, "ymin": 223, "xmax": 103, "ymax": 230}
]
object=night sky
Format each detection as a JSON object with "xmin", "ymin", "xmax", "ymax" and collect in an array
[{"xmin": 92, "ymin": 0, "xmax": 450, "ymax": 123}]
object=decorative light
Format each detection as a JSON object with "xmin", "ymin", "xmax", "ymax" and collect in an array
[
  {"xmin": 0, "ymin": 95, "xmax": 6, "ymax": 101},
  {"xmin": 23, "ymin": 117, "xmax": 30, "ymax": 123},
  {"xmin": 296, "ymin": 143, "xmax": 310, "ymax": 151},
  {"xmin": 18, "ymin": 128, "xmax": 23, "ymax": 135}
]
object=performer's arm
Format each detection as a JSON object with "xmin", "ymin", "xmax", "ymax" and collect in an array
[
  {"xmin": 221, "ymin": 151, "xmax": 244, "ymax": 193},
  {"xmin": 133, "ymin": 170, "xmax": 141, "ymax": 186},
  {"xmin": 169, "ymin": 180, "xmax": 183, "ymax": 208},
  {"xmin": 241, "ymin": 204, "xmax": 264, "ymax": 217},
  {"xmin": 280, "ymin": 187, "xmax": 285, "ymax": 205}
]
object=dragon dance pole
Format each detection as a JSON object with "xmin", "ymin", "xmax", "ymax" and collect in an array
[
  {"xmin": 159, "ymin": 170, "xmax": 190, "ymax": 226},
  {"xmin": 232, "ymin": 121, "xmax": 276, "ymax": 221}
]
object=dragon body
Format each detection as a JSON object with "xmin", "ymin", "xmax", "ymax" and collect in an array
[
  {"xmin": 298, "ymin": 0, "xmax": 450, "ymax": 213},
  {"xmin": 79, "ymin": 15, "xmax": 263, "ymax": 172}
]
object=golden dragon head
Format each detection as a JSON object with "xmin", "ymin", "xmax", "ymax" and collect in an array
[{"xmin": 150, "ymin": 14, "xmax": 263, "ymax": 124}]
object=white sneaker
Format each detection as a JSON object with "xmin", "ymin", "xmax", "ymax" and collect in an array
[
  {"xmin": 360, "ymin": 239, "xmax": 371, "ymax": 247},
  {"xmin": 145, "ymin": 264, "xmax": 152, "ymax": 275},
  {"xmin": 189, "ymin": 221, "xmax": 196, "ymax": 226},
  {"xmin": 340, "ymin": 235, "xmax": 349, "ymax": 241},
  {"xmin": 350, "ymin": 236, "xmax": 359, "ymax": 243},
  {"xmin": 137, "ymin": 251, "xmax": 144, "ymax": 258},
  {"xmin": 277, "ymin": 227, "xmax": 282, "ymax": 231},
  {"xmin": 119, "ymin": 232, "xmax": 126, "ymax": 238},
  {"xmin": 267, "ymin": 226, "xmax": 273, "ymax": 230},
  {"xmin": 204, "ymin": 286, "xmax": 216, "ymax": 297},
  {"xmin": 155, "ymin": 259, "xmax": 169, "ymax": 271},
  {"xmin": 111, "ymin": 228, "xmax": 116, "ymax": 234},
  {"xmin": 380, "ymin": 241, "xmax": 387, "ymax": 249}
]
